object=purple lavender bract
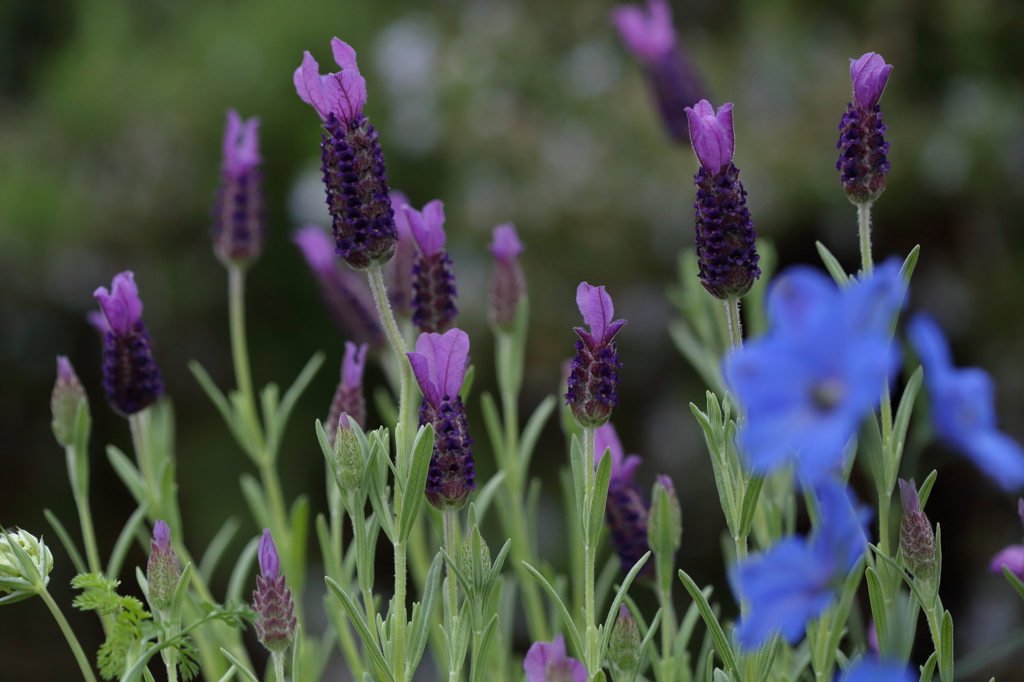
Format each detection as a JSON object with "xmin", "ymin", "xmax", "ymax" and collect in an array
[
  {"xmin": 489, "ymin": 223, "xmax": 526, "ymax": 329},
  {"xmin": 295, "ymin": 39, "xmax": 397, "ymax": 269},
  {"xmin": 685, "ymin": 100, "xmax": 760, "ymax": 299},
  {"xmin": 253, "ymin": 529, "xmax": 297, "ymax": 653},
  {"xmin": 837, "ymin": 53, "xmax": 892, "ymax": 204},
  {"xmin": 146, "ymin": 520, "xmax": 180, "ymax": 612},
  {"xmin": 407, "ymin": 200, "xmax": 458, "ymax": 334},
  {"xmin": 408, "ymin": 329, "xmax": 476, "ymax": 510},
  {"xmin": 328, "ymin": 341, "xmax": 368, "ymax": 436},
  {"xmin": 213, "ymin": 110, "xmax": 263, "ymax": 266},
  {"xmin": 565, "ymin": 283, "xmax": 626, "ymax": 428},
  {"xmin": 596, "ymin": 423, "xmax": 653, "ymax": 576},
  {"xmin": 93, "ymin": 271, "xmax": 164, "ymax": 417}
]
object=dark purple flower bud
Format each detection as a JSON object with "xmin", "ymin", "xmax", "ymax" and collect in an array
[
  {"xmin": 990, "ymin": 498, "xmax": 1024, "ymax": 579},
  {"xmin": 488, "ymin": 223, "xmax": 526, "ymax": 329},
  {"xmin": 146, "ymin": 520, "xmax": 181, "ymax": 612},
  {"xmin": 93, "ymin": 272, "xmax": 164, "ymax": 417},
  {"xmin": 407, "ymin": 201, "xmax": 458, "ymax": 334},
  {"xmin": 328, "ymin": 341, "xmax": 368, "ymax": 436},
  {"xmin": 384, "ymin": 190, "xmax": 416, "ymax": 316},
  {"xmin": 253, "ymin": 529, "xmax": 296, "ymax": 653},
  {"xmin": 565, "ymin": 283, "xmax": 626, "ymax": 428},
  {"xmin": 213, "ymin": 110, "xmax": 264, "ymax": 266},
  {"xmin": 295, "ymin": 39, "xmax": 397, "ymax": 269},
  {"xmin": 595, "ymin": 423, "xmax": 653, "ymax": 575},
  {"xmin": 611, "ymin": 0, "xmax": 706, "ymax": 143},
  {"xmin": 51, "ymin": 356, "xmax": 87, "ymax": 447},
  {"xmin": 408, "ymin": 329, "xmax": 476, "ymax": 510},
  {"xmin": 898, "ymin": 479, "xmax": 936, "ymax": 580},
  {"xmin": 293, "ymin": 225, "xmax": 385, "ymax": 349},
  {"xmin": 685, "ymin": 100, "xmax": 760, "ymax": 300},
  {"xmin": 837, "ymin": 53, "xmax": 892, "ymax": 204}
]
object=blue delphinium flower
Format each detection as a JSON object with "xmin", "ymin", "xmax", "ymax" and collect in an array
[
  {"xmin": 725, "ymin": 260, "xmax": 903, "ymax": 483},
  {"xmin": 734, "ymin": 480, "xmax": 870, "ymax": 648},
  {"xmin": 907, "ymin": 314, "xmax": 1024, "ymax": 491},
  {"xmin": 840, "ymin": 658, "xmax": 913, "ymax": 682}
]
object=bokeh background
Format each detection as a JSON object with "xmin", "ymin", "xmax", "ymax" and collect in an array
[{"xmin": 3, "ymin": 0, "xmax": 1024, "ymax": 679}]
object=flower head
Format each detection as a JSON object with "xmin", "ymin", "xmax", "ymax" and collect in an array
[
  {"xmin": 489, "ymin": 223, "xmax": 526, "ymax": 329},
  {"xmin": 94, "ymin": 271, "xmax": 164, "ymax": 416},
  {"xmin": 725, "ymin": 261, "xmax": 903, "ymax": 483},
  {"xmin": 214, "ymin": 110, "xmax": 264, "ymax": 265},
  {"xmin": 611, "ymin": 0, "xmax": 675, "ymax": 63},
  {"xmin": 990, "ymin": 499, "xmax": 1024, "ymax": 579},
  {"xmin": 524, "ymin": 635, "xmax": 588, "ymax": 682},
  {"xmin": 328, "ymin": 341, "xmax": 369, "ymax": 435},
  {"xmin": 253, "ymin": 529, "xmax": 296, "ymax": 653},
  {"xmin": 293, "ymin": 38, "xmax": 367, "ymax": 123},
  {"xmin": 898, "ymin": 479, "xmax": 936, "ymax": 580},
  {"xmin": 147, "ymin": 520, "xmax": 181, "ymax": 612},
  {"xmin": 908, "ymin": 314, "xmax": 1024, "ymax": 491},
  {"xmin": 850, "ymin": 53, "xmax": 893, "ymax": 111},
  {"xmin": 408, "ymin": 329, "xmax": 476, "ymax": 510},
  {"xmin": 565, "ymin": 283, "xmax": 627, "ymax": 428},
  {"xmin": 685, "ymin": 100, "xmax": 735, "ymax": 175},
  {"xmin": 837, "ymin": 53, "xmax": 892, "ymax": 203},
  {"xmin": 407, "ymin": 201, "xmax": 458, "ymax": 333},
  {"xmin": 51, "ymin": 356, "xmax": 87, "ymax": 447},
  {"xmin": 0, "ymin": 529, "xmax": 54, "ymax": 595}
]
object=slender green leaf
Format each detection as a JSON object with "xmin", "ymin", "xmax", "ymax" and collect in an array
[
  {"xmin": 589, "ymin": 448, "xmax": 612, "ymax": 545},
  {"xmin": 199, "ymin": 517, "xmax": 240, "ymax": 584},
  {"xmin": 70, "ymin": 400, "xmax": 92, "ymax": 500},
  {"xmin": 220, "ymin": 650, "xmax": 259, "ymax": 682},
  {"xmin": 365, "ymin": 448, "xmax": 396, "ymax": 544},
  {"xmin": 738, "ymin": 475, "xmax": 764, "ymax": 538},
  {"xmin": 238, "ymin": 474, "xmax": 271, "ymax": 531},
  {"xmin": 480, "ymin": 392, "xmax": 506, "ymax": 470},
  {"xmin": 227, "ymin": 536, "xmax": 260, "ymax": 605},
  {"xmin": 274, "ymin": 351, "xmax": 326, "ymax": 452},
  {"xmin": 399, "ymin": 425, "xmax": 434, "ymax": 543},
  {"xmin": 816, "ymin": 241, "xmax": 851, "ymax": 288},
  {"xmin": 43, "ymin": 509, "xmax": 86, "ymax": 575},
  {"xmin": 373, "ymin": 385, "xmax": 399, "ymax": 428},
  {"xmin": 890, "ymin": 367, "xmax": 923, "ymax": 463},
  {"xmin": 215, "ymin": 665, "xmax": 238, "ymax": 682},
  {"xmin": 471, "ymin": 615, "xmax": 500, "ymax": 682},
  {"xmin": 107, "ymin": 503, "xmax": 148, "ymax": 580},
  {"xmin": 918, "ymin": 470, "xmax": 939, "ymax": 510},
  {"xmin": 678, "ymin": 569, "xmax": 736, "ymax": 673},
  {"xmin": 756, "ymin": 635, "xmax": 781, "ymax": 682},
  {"xmin": 440, "ymin": 547, "xmax": 475, "ymax": 596},
  {"xmin": 600, "ymin": 552, "xmax": 651, "ymax": 656},
  {"xmin": 522, "ymin": 561, "xmax": 584, "ymax": 658},
  {"xmin": 939, "ymin": 610, "xmax": 953, "ymax": 682},
  {"xmin": 918, "ymin": 651, "xmax": 937, "ymax": 682},
  {"xmin": 472, "ymin": 472, "xmax": 505, "ymax": 527},
  {"xmin": 107, "ymin": 445, "xmax": 147, "ymax": 505},
  {"xmin": 188, "ymin": 360, "xmax": 240, "ymax": 442},
  {"xmin": 169, "ymin": 562, "xmax": 193, "ymax": 625},
  {"xmin": 326, "ymin": 577, "xmax": 396, "ymax": 682},
  {"xmin": 865, "ymin": 567, "xmax": 889, "ymax": 654},
  {"xmin": 520, "ymin": 395, "xmax": 557, "ymax": 471},
  {"xmin": 409, "ymin": 553, "xmax": 442, "ymax": 673},
  {"xmin": 260, "ymin": 382, "xmax": 280, "ymax": 459},
  {"xmin": 1003, "ymin": 566, "xmax": 1024, "ymax": 603}
]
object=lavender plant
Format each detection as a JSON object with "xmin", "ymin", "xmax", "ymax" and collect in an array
[{"xmin": 9, "ymin": 9, "xmax": 1024, "ymax": 682}]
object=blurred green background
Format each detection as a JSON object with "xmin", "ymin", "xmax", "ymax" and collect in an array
[{"xmin": 4, "ymin": 0, "xmax": 1024, "ymax": 679}]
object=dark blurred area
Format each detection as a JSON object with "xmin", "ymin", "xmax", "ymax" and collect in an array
[{"xmin": 3, "ymin": 0, "xmax": 1024, "ymax": 679}]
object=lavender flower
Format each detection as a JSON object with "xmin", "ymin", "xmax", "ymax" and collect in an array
[
  {"xmin": 51, "ymin": 356, "xmax": 87, "ymax": 447},
  {"xmin": 213, "ymin": 110, "xmax": 264, "ymax": 265},
  {"xmin": 295, "ymin": 38, "xmax": 397, "ymax": 269},
  {"xmin": 611, "ymin": 0, "xmax": 706, "ymax": 143},
  {"xmin": 991, "ymin": 499, "xmax": 1024, "ymax": 579},
  {"xmin": 898, "ymin": 479, "xmax": 936, "ymax": 580},
  {"xmin": 407, "ymin": 200, "xmax": 458, "ymax": 334},
  {"xmin": 146, "ymin": 520, "xmax": 180, "ymax": 612},
  {"xmin": 523, "ymin": 635, "xmax": 588, "ymax": 682},
  {"xmin": 907, "ymin": 314, "xmax": 1024, "ymax": 491},
  {"xmin": 725, "ymin": 261, "xmax": 903, "ymax": 483},
  {"xmin": 837, "ymin": 53, "xmax": 893, "ymax": 204},
  {"xmin": 328, "ymin": 342, "xmax": 368, "ymax": 437},
  {"xmin": 565, "ymin": 283, "xmax": 626, "ymax": 428},
  {"xmin": 384, "ymin": 190, "xmax": 415, "ymax": 316},
  {"xmin": 93, "ymin": 271, "xmax": 164, "ymax": 417},
  {"xmin": 488, "ymin": 223, "xmax": 526, "ymax": 329},
  {"xmin": 595, "ymin": 423, "xmax": 652, "ymax": 575},
  {"xmin": 734, "ymin": 480, "xmax": 870, "ymax": 648},
  {"xmin": 408, "ymin": 329, "xmax": 476, "ymax": 510},
  {"xmin": 293, "ymin": 225, "xmax": 385, "ymax": 348},
  {"xmin": 685, "ymin": 100, "xmax": 760, "ymax": 299},
  {"xmin": 252, "ymin": 529, "xmax": 297, "ymax": 653}
]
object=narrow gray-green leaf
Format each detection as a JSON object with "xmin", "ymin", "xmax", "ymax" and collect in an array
[
  {"xmin": 815, "ymin": 241, "xmax": 851, "ymax": 288},
  {"xmin": 520, "ymin": 395, "xmax": 557, "ymax": 471},
  {"xmin": 738, "ymin": 475, "xmax": 764, "ymax": 538},
  {"xmin": 865, "ymin": 567, "xmax": 889, "ymax": 654},
  {"xmin": 522, "ymin": 561, "xmax": 584, "ymax": 658},
  {"xmin": 275, "ymin": 351, "xmax": 326, "ymax": 452},
  {"xmin": 589, "ymin": 447, "xmax": 612, "ymax": 545},
  {"xmin": 678, "ymin": 569, "xmax": 736, "ymax": 673},
  {"xmin": 480, "ymin": 392, "xmax": 506, "ymax": 470},
  {"xmin": 600, "ymin": 552, "xmax": 651, "ymax": 657},
  {"xmin": 918, "ymin": 651, "xmax": 937, "ymax": 682},
  {"xmin": 199, "ymin": 517, "xmax": 240, "ymax": 584},
  {"xmin": 939, "ymin": 609, "xmax": 953, "ymax": 682},
  {"xmin": 106, "ymin": 503, "xmax": 148, "ymax": 580},
  {"xmin": 918, "ymin": 470, "xmax": 938, "ymax": 510},
  {"xmin": 220, "ymin": 649, "xmax": 260, "ymax": 682},
  {"xmin": 399, "ymin": 424, "xmax": 434, "ymax": 543},
  {"xmin": 239, "ymin": 473, "xmax": 271, "ymax": 531},
  {"xmin": 227, "ymin": 536, "xmax": 259, "ymax": 605},
  {"xmin": 106, "ymin": 445, "xmax": 147, "ymax": 505},
  {"xmin": 43, "ymin": 509, "xmax": 86, "ymax": 575},
  {"xmin": 325, "ymin": 577, "xmax": 396, "ymax": 682},
  {"xmin": 471, "ymin": 614, "xmax": 500, "ymax": 682}
]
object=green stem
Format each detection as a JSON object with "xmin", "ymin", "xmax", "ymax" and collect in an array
[
  {"xmin": 40, "ymin": 587, "xmax": 98, "ymax": 682},
  {"xmin": 878, "ymin": 491, "xmax": 891, "ymax": 559},
  {"xmin": 164, "ymin": 648, "xmax": 179, "ymax": 682},
  {"xmin": 443, "ymin": 510, "xmax": 460, "ymax": 682},
  {"xmin": 582, "ymin": 426, "xmax": 598, "ymax": 678},
  {"xmin": 858, "ymin": 202, "xmax": 874, "ymax": 275},
  {"xmin": 724, "ymin": 297, "xmax": 743, "ymax": 349},
  {"xmin": 273, "ymin": 650, "xmax": 286, "ymax": 682},
  {"xmin": 655, "ymin": 561, "xmax": 677, "ymax": 682}
]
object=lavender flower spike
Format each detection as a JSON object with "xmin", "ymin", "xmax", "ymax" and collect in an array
[
  {"xmin": 990, "ymin": 499, "xmax": 1024, "ymax": 579},
  {"xmin": 295, "ymin": 38, "xmax": 397, "ymax": 269},
  {"xmin": 898, "ymin": 479, "xmax": 936, "ymax": 579},
  {"xmin": 407, "ymin": 200, "xmax": 458, "ymax": 334},
  {"xmin": 489, "ymin": 223, "xmax": 526, "ymax": 329},
  {"xmin": 327, "ymin": 341, "xmax": 369, "ymax": 436},
  {"xmin": 51, "ymin": 356, "xmax": 87, "ymax": 447},
  {"xmin": 837, "ymin": 53, "xmax": 893, "ymax": 204},
  {"xmin": 524, "ymin": 634, "xmax": 588, "ymax": 682},
  {"xmin": 685, "ymin": 100, "xmax": 760, "ymax": 299},
  {"xmin": 612, "ymin": 0, "xmax": 706, "ymax": 143},
  {"xmin": 253, "ymin": 529, "xmax": 297, "ymax": 653},
  {"xmin": 94, "ymin": 271, "xmax": 164, "ymax": 417},
  {"xmin": 408, "ymin": 329, "xmax": 476, "ymax": 510},
  {"xmin": 146, "ymin": 520, "xmax": 180, "ymax": 612},
  {"xmin": 595, "ymin": 423, "xmax": 653, "ymax": 575},
  {"xmin": 213, "ymin": 109, "xmax": 264, "ymax": 266},
  {"xmin": 384, "ymin": 190, "xmax": 415, "ymax": 316},
  {"xmin": 565, "ymin": 283, "xmax": 626, "ymax": 428},
  {"xmin": 293, "ymin": 225, "xmax": 385, "ymax": 348}
]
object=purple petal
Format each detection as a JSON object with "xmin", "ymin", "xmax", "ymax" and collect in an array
[
  {"xmin": 576, "ymin": 282, "xmax": 614, "ymax": 338},
  {"xmin": 595, "ymin": 422, "xmax": 625, "ymax": 471},
  {"xmin": 611, "ymin": 0, "xmax": 675, "ymax": 63},
  {"xmin": 525, "ymin": 635, "xmax": 586, "ymax": 682},
  {"xmin": 490, "ymin": 223, "xmax": 524, "ymax": 261},
  {"xmin": 153, "ymin": 520, "xmax": 171, "ymax": 550},
  {"xmin": 898, "ymin": 478, "xmax": 920, "ymax": 515},
  {"xmin": 391, "ymin": 191, "xmax": 412, "ymax": 240},
  {"xmin": 56, "ymin": 356, "xmax": 76, "ymax": 384},
  {"xmin": 685, "ymin": 100, "xmax": 735, "ymax": 174},
  {"xmin": 258, "ymin": 528, "xmax": 280, "ymax": 579},
  {"xmin": 93, "ymin": 271, "xmax": 143, "ymax": 336},
  {"xmin": 850, "ymin": 53, "xmax": 893, "ymax": 111},
  {"xmin": 407, "ymin": 351, "xmax": 440, "ymax": 406},
  {"xmin": 86, "ymin": 310, "xmax": 109, "ymax": 334},
  {"xmin": 321, "ymin": 70, "xmax": 367, "ymax": 123},
  {"xmin": 223, "ymin": 109, "xmax": 242, "ymax": 166},
  {"xmin": 223, "ymin": 110, "xmax": 260, "ymax": 174},
  {"xmin": 405, "ymin": 200, "xmax": 447, "ymax": 256},
  {"xmin": 331, "ymin": 37, "xmax": 360, "ymax": 73},
  {"xmin": 342, "ymin": 341, "xmax": 368, "ymax": 389},
  {"xmin": 294, "ymin": 51, "xmax": 329, "ymax": 120},
  {"xmin": 990, "ymin": 545, "xmax": 1024, "ymax": 579},
  {"xmin": 414, "ymin": 329, "xmax": 470, "ymax": 401},
  {"xmin": 293, "ymin": 225, "xmax": 337, "ymax": 278}
]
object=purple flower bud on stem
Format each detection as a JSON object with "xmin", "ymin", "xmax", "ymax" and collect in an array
[
  {"xmin": 596, "ymin": 423, "xmax": 653, "ymax": 575},
  {"xmin": 408, "ymin": 329, "xmax": 476, "ymax": 510},
  {"xmin": 295, "ymin": 39, "xmax": 397, "ymax": 269},
  {"xmin": 837, "ymin": 53, "xmax": 892, "ymax": 204},
  {"xmin": 51, "ymin": 356, "xmax": 87, "ymax": 447},
  {"xmin": 407, "ymin": 201, "xmax": 458, "ymax": 334},
  {"xmin": 524, "ymin": 635, "xmax": 588, "ymax": 682},
  {"xmin": 328, "ymin": 341, "xmax": 368, "ymax": 436},
  {"xmin": 488, "ymin": 223, "xmax": 526, "ymax": 329},
  {"xmin": 213, "ymin": 110, "xmax": 264, "ymax": 266},
  {"xmin": 253, "ymin": 529, "xmax": 296, "ymax": 653},
  {"xmin": 147, "ymin": 520, "xmax": 180, "ymax": 612},
  {"xmin": 565, "ymin": 283, "xmax": 626, "ymax": 428},
  {"xmin": 685, "ymin": 100, "xmax": 760, "ymax": 299},
  {"xmin": 94, "ymin": 272, "xmax": 164, "ymax": 417},
  {"xmin": 898, "ymin": 479, "xmax": 936, "ymax": 580},
  {"xmin": 384, "ymin": 190, "xmax": 416, "ymax": 316}
]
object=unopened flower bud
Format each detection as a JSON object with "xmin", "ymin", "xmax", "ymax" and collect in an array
[
  {"xmin": 565, "ymin": 283, "xmax": 626, "ymax": 428},
  {"xmin": 213, "ymin": 110, "xmax": 264, "ymax": 266},
  {"xmin": 0, "ymin": 529, "xmax": 53, "ymax": 593},
  {"xmin": 327, "ymin": 342, "xmax": 368, "ymax": 437},
  {"xmin": 408, "ymin": 201, "xmax": 458, "ymax": 334},
  {"xmin": 898, "ymin": 479, "xmax": 936, "ymax": 580},
  {"xmin": 146, "ymin": 520, "xmax": 181, "ymax": 612},
  {"xmin": 460, "ymin": 525, "xmax": 491, "ymax": 594},
  {"xmin": 608, "ymin": 605, "xmax": 642, "ymax": 675},
  {"xmin": 648, "ymin": 475, "xmax": 682, "ymax": 560},
  {"xmin": 253, "ymin": 529, "xmax": 297, "ymax": 653},
  {"xmin": 51, "ymin": 356, "xmax": 87, "ymax": 447},
  {"xmin": 488, "ymin": 224, "xmax": 525, "ymax": 329},
  {"xmin": 333, "ymin": 414, "xmax": 364, "ymax": 492}
]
